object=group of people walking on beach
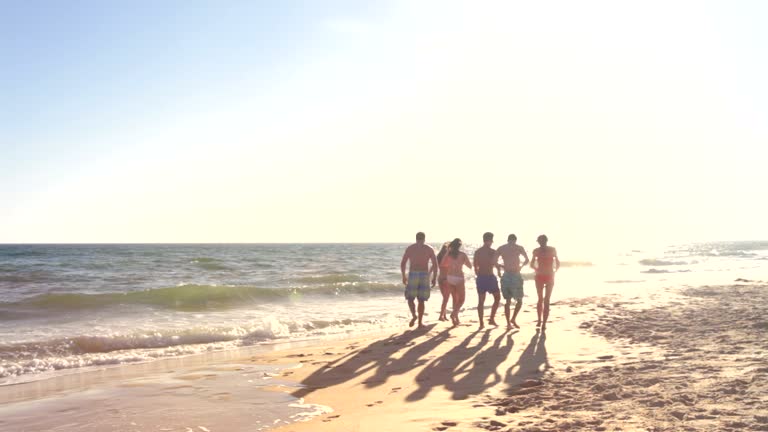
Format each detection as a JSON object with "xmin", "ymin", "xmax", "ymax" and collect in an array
[{"xmin": 400, "ymin": 232, "xmax": 560, "ymax": 330}]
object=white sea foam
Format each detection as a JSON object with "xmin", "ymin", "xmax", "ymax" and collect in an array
[{"xmin": 288, "ymin": 398, "xmax": 334, "ymax": 422}]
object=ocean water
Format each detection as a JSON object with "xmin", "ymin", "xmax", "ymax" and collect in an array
[{"xmin": 1, "ymin": 241, "xmax": 765, "ymax": 386}]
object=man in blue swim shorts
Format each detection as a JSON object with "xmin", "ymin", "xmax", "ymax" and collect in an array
[
  {"xmin": 495, "ymin": 234, "xmax": 530, "ymax": 329},
  {"xmin": 473, "ymin": 232, "xmax": 501, "ymax": 329},
  {"xmin": 400, "ymin": 232, "xmax": 438, "ymax": 328}
]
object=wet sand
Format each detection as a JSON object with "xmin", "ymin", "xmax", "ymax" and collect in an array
[{"xmin": 1, "ymin": 282, "xmax": 765, "ymax": 431}]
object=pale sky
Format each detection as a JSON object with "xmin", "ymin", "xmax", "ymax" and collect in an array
[{"xmin": 2, "ymin": 1, "xmax": 766, "ymax": 248}]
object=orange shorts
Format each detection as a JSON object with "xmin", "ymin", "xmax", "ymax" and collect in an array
[{"xmin": 535, "ymin": 273, "xmax": 554, "ymax": 286}]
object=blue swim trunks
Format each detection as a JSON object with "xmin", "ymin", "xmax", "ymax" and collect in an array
[
  {"xmin": 405, "ymin": 271, "xmax": 430, "ymax": 301},
  {"xmin": 501, "ymin": 272, "xmax": 524, "ymax": 302},
  {"xmin": 476, "ymin": 274, "xmax": 499, "ymax": 294}
]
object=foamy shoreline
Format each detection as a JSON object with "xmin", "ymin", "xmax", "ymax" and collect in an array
[{"xmin": 1, "ymin": 281, "xmax": 765, "ymax": 431}]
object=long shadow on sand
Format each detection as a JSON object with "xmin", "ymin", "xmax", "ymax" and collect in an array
[
  {"xmin": 362, "ymin": 327, "xmax": 452, "ymax": 389},
  {"xmin": 406, "ymin": 329, "xmax": 514, "ymax": 402},
  {"xmin": 451, "ymin": 329, "xmax": 517, "ymax": 399},
  {"xmin": 292, "ymin": 324, "xmax": 438, "ymax": 398},
  {"xmin": 504, "ymin": 329, "xmax": 550, "ymax": 392}
]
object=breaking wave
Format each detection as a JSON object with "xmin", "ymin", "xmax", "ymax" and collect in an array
[
  {"xmin": 0, "ymin": 317, "xmax": 384, "ymax": 381},
  {"xmin": 639, "ymin": 259, "xmax": 688, "ymax": 266},
  {"xmin": 3, "ymin": 283, "xmax": 403, "ymax": 312}
]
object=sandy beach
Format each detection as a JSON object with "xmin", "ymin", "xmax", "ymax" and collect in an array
[
  {"xmin": 4, "ymin": 0, "xmax": 767, "ymax": 429},
  {"xmin": 1, "ymin": 281, "xmax": 765, "ymax": 432},
  {"xmin": 262, "ymin": 282, "xmax": 767, "ymax": 432}
]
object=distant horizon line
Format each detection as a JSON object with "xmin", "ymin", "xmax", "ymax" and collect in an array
[
  {"xmin": 0, "ymin": 242, "xmax": 416, "ymax": 245},
  {"xmin": 1, "ymin": 239, "xmax": 765, "ymax": 246}
]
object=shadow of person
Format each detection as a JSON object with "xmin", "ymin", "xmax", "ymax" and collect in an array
[
  {"xmin": 504, "ymin": 329, "xmax": 550, "ymax": 392},
  {"xmin": 363, "ymin": 327, "xmax": 451, "ymax": 388},
  {"xmin": 450, "ymin": 328, "xmax": 517, "ymax": 399},
  {"xmin": 293, "ymin": 324, "xmax": 435, "ymax": 398},
  {"xmin": 405, "ymin": 329, "xmax": 490, "ymax": 402}
]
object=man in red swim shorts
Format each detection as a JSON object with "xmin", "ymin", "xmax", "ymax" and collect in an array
[{"xmin": 531, "ymin": 234, "xmax": 560, "ymax": 330}]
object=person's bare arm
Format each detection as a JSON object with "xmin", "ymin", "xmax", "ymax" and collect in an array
[
  {"xmin": 429, "ymin": 249, "xmax": 438, "ymax": 287},
  {"xmin": 493, "ymin": 249, "xmax": 502, "ymax": 277},
  {"xmin": 464, "ymin": 253, "xmax": 473, "ymax": 270},
  {"xmin": 530, "ymin": 249, "xmax": 539, "ymax": 271},
  {"xmin": 520, "ymin": 248, "xmax": 530, "ymax": 271},
  {"xmin": 553, "ymin": 248, "xmax": 560, "ymax": 271},
  {"xmin": 472, "ymin": 251, "xmax": 479, "ymax": 275},
  {"xmin": 400, "ymin": 250, "xmax": 409, "ymax": 285}
]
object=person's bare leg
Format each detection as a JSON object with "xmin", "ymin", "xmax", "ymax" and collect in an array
[
  {"xmin": 511, "ymin": 299, "xmax": 522, "ymax": 328},
  {"xmin": 477, "ymin": 291, "xmax": 486, "ymax": 329},
  {"xmin": 489, "ymin": 291, "xmax": 500, "ymax": 326},
  {"xmin": 535, "ymin": 281, "xmax": 544, "ymax": 327},
  {"xmin": 407, "ymin": 298, "xmax": 417, "ymax": 327},
  {"xmin": 439, "ymin": 287, "xmax": 450, "ymax": 321},
  {"xmin": 542, "ymin": 283, "xmax": 554, "ymax": 330},
  {"xmin": 417, "ymin": 300, "xmax": 426, "ymax": 327},
  {"xmin": 504, "ymin": 299, "xmax": 512, "ymax": 329},
  {"xmin": 454, "ymin": 284, "xmax": 466, "ymax": 326},
  {"xmin": 450, "ymin": 285, "xmax": 460, "ymax": 327}
]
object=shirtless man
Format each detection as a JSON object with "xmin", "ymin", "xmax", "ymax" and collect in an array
[
  {"xmin": 494, "ymin": 234, "xmax": 530, "ymax": 329},
  {"xmin": 473, "ymin": 232, "xmax": 501, "ymax": 329},
  {"xmin": 400, "ymin": 232, "xmax": 438, "ymax": 328},
  {"xmin": 530, "ymin": 234, "xmax": 560, "ymax": 330}
]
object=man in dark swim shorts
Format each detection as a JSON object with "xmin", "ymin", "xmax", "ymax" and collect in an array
[{"xmin": 473, "ymin": 232, "xmax": 501, "ymax": 329}]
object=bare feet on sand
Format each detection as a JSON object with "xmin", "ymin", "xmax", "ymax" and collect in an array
[
  {"xmin": 510, "ymin": 320, "xmax": 520, "ymax": 329},
  {"xmin": 409, "ymin": 316, "xmax": 417, "ymax": 327},
  {"xmin": 488, "ymin": 318, "xmax": 498, "ymax": 327},
  {"xmin": 451, "ymin": 314, "xmax": 460, "ymax": 328}
]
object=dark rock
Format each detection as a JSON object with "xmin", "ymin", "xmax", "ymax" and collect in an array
[
  {"xmin": 520, "ymin": 379, "xmax": 543, "ymax": 388},
  {"xmin": 671, "ymin": 411, "xmax": 686, "ymax": 420}
]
